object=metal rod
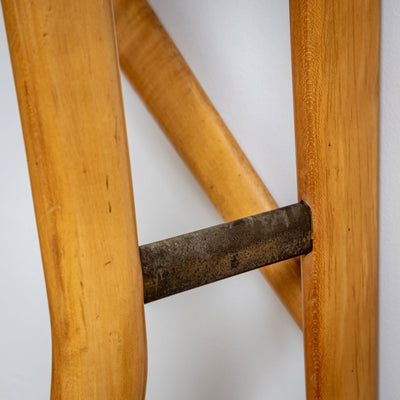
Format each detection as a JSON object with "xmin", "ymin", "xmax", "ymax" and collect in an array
[{"xmin": 140, "ymin": 202, "xmax": 312, "ymax": 303}]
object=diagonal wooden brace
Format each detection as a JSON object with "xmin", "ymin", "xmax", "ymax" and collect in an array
[{"xmin": 113, "ymin": 0, "xmax": 303, "ymax": 327}]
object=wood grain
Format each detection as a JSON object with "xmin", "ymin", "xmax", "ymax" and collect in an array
[
  {"xmin": 2, "ymin": 0, "xmax": 147, "ymax": 398},
  {"xmin": 290, "ymin": 1, "xmax": 379, "ymax": 398},
  {"xmin": 113, "ymin": 0, "xmax": 302, "ymax": 327}
]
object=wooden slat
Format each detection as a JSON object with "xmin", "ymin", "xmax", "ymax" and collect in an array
[
  {"xmin": 113, "ymin": 0, "xmax": 302, "ymax": 327},
  {"xmin": 2, "ymin": 0, "xmax": 147, "ymax": 398},
  {"xmin": 290, "ymin": 1, "xmax": 379, "ymax": 398}
]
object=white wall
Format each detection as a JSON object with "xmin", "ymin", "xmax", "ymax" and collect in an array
[
  {"xmin": 379, "ymin": 1, "xmax": 400, "ymax": 399},
  {"xmin": 0, "ymin": 1, "xmax": 398, "ymax": 399}
]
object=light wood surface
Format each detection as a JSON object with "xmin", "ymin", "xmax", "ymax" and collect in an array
[
  {"xmin": 2, "ymin": 0, "xmax": 147, "ymax": 398},
  {"xmin": 290, "ymin": 1, "xmax": 379, "ymax": 398},
  {"xmin": 113, "ymin": 0, "xmax": 302, "ymax": 327}
]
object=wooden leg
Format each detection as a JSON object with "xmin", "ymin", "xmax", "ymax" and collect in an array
[
  {"xmin": 113, "ymin": 0, "xmax": 302, "ymax": 327},
  {"xmin": 290, "ymin": 1, "xmax": 379, "ymax": 398},
  {"xmin": 2, "ymin": 0, "xmax": 147, "ymax": 398}
]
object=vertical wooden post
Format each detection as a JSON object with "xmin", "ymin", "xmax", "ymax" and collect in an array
[
  {"xmin": 113, "ymin": 0, "xmax": 302, "ymax": 327},
  {"xmin": 2, "ymin": 0, "xmax": 147, "ymax": 398},
  {"xmin": 290, "ymin": 1, "xmax": 379, "ymax": 398}
]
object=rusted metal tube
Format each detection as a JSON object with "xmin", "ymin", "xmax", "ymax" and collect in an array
[{"xmin": 141, "ymin": 202, "xmax": 312, "ymax": 303}]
